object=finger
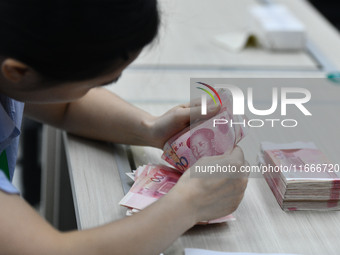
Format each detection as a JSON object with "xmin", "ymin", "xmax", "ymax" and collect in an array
[
  {"xmin": 170, "ymin": 106, "xmax": 192, "ymax": 125},
  {"xmin": 171, "ymin": 105, "xmax": 206, "ymax": 126},
  {"xmin": 178, "ymin": 97, "xmax": 201, "ymax": 108},
  {"xmin": 178, "ymin": 102, "xmax": 190, "ymax": 108},
  {"xmin": 190, "ymin": 104, "xmax": 221, "ymax": 123},
  {"xmin": 199, "ymin": 146, "xmax": 247, "ymax": 179},
  {"xmin": 190, "ymin": 97, "xmax": 202, "ymax": 107},
  {"xmin": 206, "ymin": 146, "xmax": 244, "ymax": 165},
  {"xmin": 174, "ymin": 100, "xmax": 221, "ymax": 127},
  {"xmin": 224, "ymin": 146, "xmax": 245, "ymax": 164},
  {"xmin": 243, "ymin": 161, "xmax": 250, "ymax": 178}
]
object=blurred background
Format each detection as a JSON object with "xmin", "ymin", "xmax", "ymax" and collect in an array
[{"xmin": 309, "ymin": 0, "xmax": 340, "ymax": 29}]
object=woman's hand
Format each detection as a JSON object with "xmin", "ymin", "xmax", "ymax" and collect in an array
[
  {"xmin": 147, "ymin": 102, "xmax": 220, "ymax": 149},
  {"xmin": 167, "ymin": 146, "xmax": 249, "ymax": 224}
]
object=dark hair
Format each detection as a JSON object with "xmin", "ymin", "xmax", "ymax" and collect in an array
[{"xmin": 0, "ymin": 0, "xmax": 159, "ymax": 81}]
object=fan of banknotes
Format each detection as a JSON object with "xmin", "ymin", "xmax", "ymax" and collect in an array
[
  {"xmin": 120, "ymin": 164, "xmax": 236, "ymax": 224},
  {"xmin": 258, "ymin": 142, "xmax": 340, "ymax": 211},
  {"xmin": 119, "ymin": 88, "xmax": 247, "ymax": 224},
  {"xmin": 161, "ymin": 88, "xmax": 247, "ymax": 172}
]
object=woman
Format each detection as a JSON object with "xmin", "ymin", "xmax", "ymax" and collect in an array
[{"xmin": 0, "ymin": 1, "xmax": 248, "ymax": 254}]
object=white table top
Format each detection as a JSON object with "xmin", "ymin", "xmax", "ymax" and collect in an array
[{"xmin": 130, "ymin": 0, "xmax": 340, "ymax": 72}]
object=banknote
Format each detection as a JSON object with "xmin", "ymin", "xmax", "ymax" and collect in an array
[
  {"xmin": 261, "ymin": 142, "xmax": 340, "ymax": 184},
  {"xmin": 126, "ymin": 172, "xmax": 135, "ymax": 181},
  {"xmin": 121, "ymin": 88, "xmax": 245, "ymax": 221},
  {"xmin": 162, "ymin": 88, "xmax": 247, "ymax": 171},
  {"xmin": 259, "ymin": 142, "xmax": 340, "ymax": 211},
  {"xmin": 120, "ymin": 164, "xmax": 235, "ymax": 224},
  {"xmin": 169, "ymin": 109, "xmax": 236, "ymax": 171},
  {"xmin": 119, "ymin": 164, "xmax": 182, "ymax": 210}
]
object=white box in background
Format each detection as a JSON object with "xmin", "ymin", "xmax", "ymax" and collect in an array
[{"xmin": 249, "ymin": 4, "xmax": 306, "ymax": 51}]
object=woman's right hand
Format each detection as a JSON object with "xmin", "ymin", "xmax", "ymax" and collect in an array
[{"xmin": 168, "ymin": 146, "xmax": 249, "ymax": 224}]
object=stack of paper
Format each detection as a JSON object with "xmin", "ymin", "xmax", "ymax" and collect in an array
[
  {"xmin": 249, "ymin": 5, "xmax": 306, "ymax": 51},
  {"xmin": 259, "ymin": 142, "xmax": 340, "ymax": 211}
]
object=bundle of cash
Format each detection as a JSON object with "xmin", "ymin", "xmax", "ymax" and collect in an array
[
  {"xmin": 119, "ymin": 88, "xmax": 247, "ymax": 223},
  {"xmin": 119, "ymin": 164, "xmax": 235, "ymax": 224},
  {"xmin": 162, "ymin": 88, "xmax": 247, "ymax": 172},
  {"xmin": 258, "ymin": 142, "xmax": 340, "ymax": 211}
]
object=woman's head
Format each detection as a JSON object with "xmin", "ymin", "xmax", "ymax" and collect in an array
[{"xmin": 0, "ymin": 0, "xmax": 159, "ymax": 102}]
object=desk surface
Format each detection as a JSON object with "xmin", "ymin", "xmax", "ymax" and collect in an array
[
  {"xmin": 65, "ymin": 86, "xmax": 340, "ymax": 254},
  {"xmin": 63, "ymin": 0, "xmax": 340, "ymax": 254},
  {"xmin": 131, "ymin": 0, "xmax": 340, "ymax": 72},
  {"xmin": 65, "ymin": 100, "xmax": 340, "ymax": 254}
]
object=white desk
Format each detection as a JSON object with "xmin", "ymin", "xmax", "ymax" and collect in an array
[{"xmin": 132, "ymin": 0, "xmax": 320, "ymax": 71}]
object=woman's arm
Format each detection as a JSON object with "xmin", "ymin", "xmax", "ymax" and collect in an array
[
  {"xmin": 0, "ymin": 147, "xmax": 248, "ymax": 255},
  {"xmin": 0, "ymin": 186, "xmax": 194, "ymax": 255},
  {"xmin": 24, "ymin": 87, "xmax": 219, "ymax": 149}
]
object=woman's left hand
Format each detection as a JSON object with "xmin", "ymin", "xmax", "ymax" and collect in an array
[{"xmin": 147, "ymin": 102, "xmax": 220, "ymax": 149}]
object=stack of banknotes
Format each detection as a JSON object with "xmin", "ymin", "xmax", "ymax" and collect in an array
[
  {"xmin": 119, "ymin": 88, "xmax": 247, "ymax": 224},
  {"xmin": 161, "ymin": 88, "xmax": 247, "ymax": 171},
  {"xmin": 258, "ymin": 142, "xmax": 340, "ymax": 211}
]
